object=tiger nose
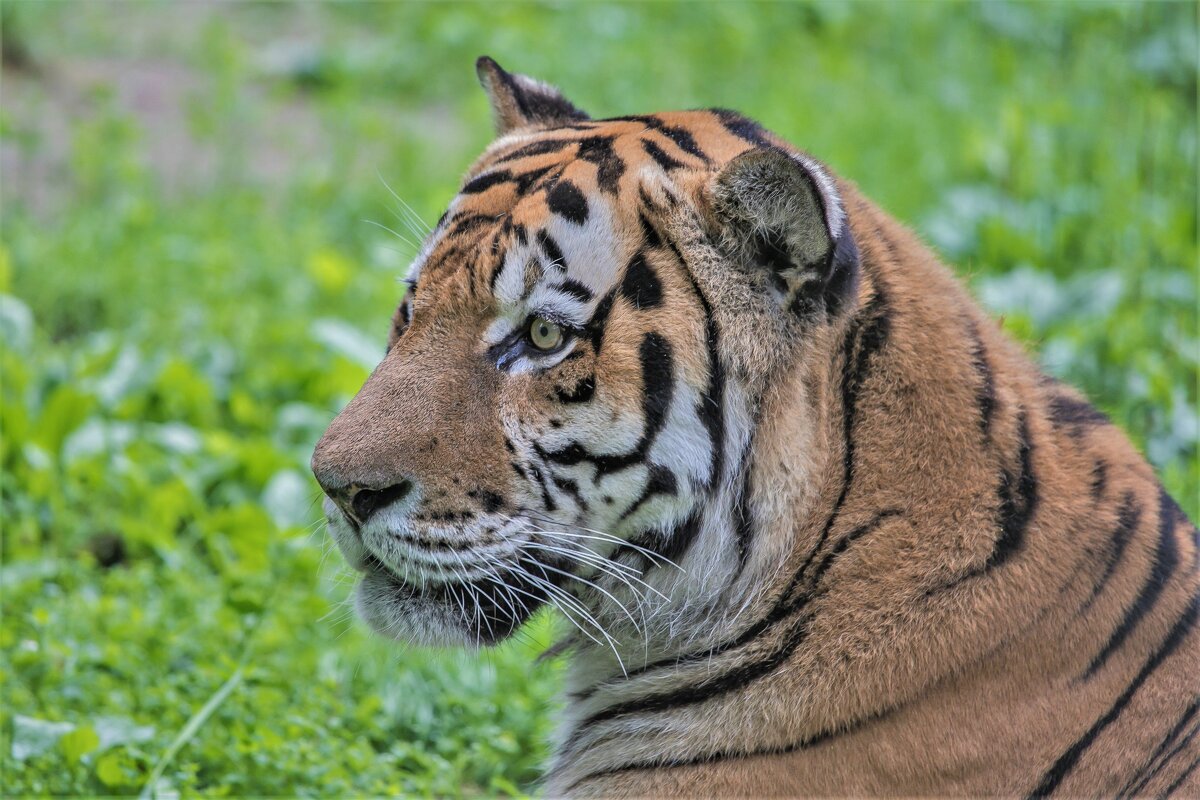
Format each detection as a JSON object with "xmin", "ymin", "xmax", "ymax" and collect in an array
[{"xmin": 320, "ymin": 479, "xmax": 415, "ymax": 525}]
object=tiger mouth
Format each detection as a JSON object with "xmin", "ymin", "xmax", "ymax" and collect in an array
[{"xmin": 356, "ymin": 551, "xmax": 569, "ymax": 646}]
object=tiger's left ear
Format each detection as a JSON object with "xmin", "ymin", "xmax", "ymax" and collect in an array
[
  {"xmin": 476, "ymin": 56, "xmax": 590, "ymax": 135},
  {"xmin": 711, "ymin": 147, "xmax": 860, "ymax": 319}
]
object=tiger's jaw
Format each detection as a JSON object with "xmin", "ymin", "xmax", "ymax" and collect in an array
[
  {"xmin": 324, "ymin": 498, "xmax": 578, "ymax": 647},
  {"xmin": 353, "ymin": 558, "xmax": 546, "ymax": 647}
]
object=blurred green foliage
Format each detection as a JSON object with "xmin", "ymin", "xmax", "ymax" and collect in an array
[{"xmin": 1, "ymin": 1, "xmax": 1196, "ymax": 796}]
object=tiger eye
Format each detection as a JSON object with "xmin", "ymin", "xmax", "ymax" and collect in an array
[{"xmin": 528, "ymin": 317, "xmax": 563, "ymax": 351}]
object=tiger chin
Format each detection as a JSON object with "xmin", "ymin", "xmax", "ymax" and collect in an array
[{"xmin": 311, "ymin": 57, "xmax": 1199, "ymax": 798}]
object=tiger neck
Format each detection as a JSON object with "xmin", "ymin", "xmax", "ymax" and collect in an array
[{"xmin": 548, "ymin": 206, "xmax": 1106, "ymax": 790}]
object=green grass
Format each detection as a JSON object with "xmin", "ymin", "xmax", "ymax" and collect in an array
[{"xmin": 2, "ymin": 2, "xmax": 1196, "ymax": 796}]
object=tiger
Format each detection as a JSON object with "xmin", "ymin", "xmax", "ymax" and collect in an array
[{"xmin": 310, "ymin": 57, "xmax": 1200, "ymax": 797}]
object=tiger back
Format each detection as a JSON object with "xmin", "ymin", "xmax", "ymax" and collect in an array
[{"xmin": 310, "ymin": 58, "xmax": 1199, "ymax": 797}]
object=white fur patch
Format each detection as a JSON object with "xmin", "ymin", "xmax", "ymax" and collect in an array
[{"xmin": 793, "ymin": 153, "xmax": 845, "ymax": 237}]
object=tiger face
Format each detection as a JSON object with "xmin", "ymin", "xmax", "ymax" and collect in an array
[{"xmin": 310, "ymin": 57, "xmax": 857, "ymax": 654}]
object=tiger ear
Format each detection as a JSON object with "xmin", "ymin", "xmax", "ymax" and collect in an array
[
  {"xmin": 475, "ymin": 56, "xmax": 590, "ymax": 135},
  {"xmin": 711, "ymin": 147, "xmax": 860, "ymax": 319}
]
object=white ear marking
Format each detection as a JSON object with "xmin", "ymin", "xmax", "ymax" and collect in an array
[{"xmin": 793, "ymin": 153, "xmax": 845, "ymax": 238}]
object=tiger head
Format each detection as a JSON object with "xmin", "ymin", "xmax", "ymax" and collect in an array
[{"xmin": 310, "ymin": 57, "xmax": 860, "ymax": 656}]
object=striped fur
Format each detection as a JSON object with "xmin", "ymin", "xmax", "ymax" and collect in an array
[{"xmin": 310, "ymin": 59, "xmax": 1200, "ymax": 797}]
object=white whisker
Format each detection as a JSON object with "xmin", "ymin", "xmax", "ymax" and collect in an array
[
  {"xmin": 362, "ymin": 218, "xmax": 420, "ymax": 251},
  {"xmin": 521, "ymin": 529, "xmax": 670, "ymax": 602},
  {"xmin": 526, "ymin": 557, "xmax": 643, "ymax": 632},
  {"xmin": 521, "ymin": 511, "xmax": 686, "ymax": 573},
  {"xmin": 376, "ymin": 170, "xmax": 433, "ymax": 236},
  {"xmin": 526, "ymin": 571, "xmax": 627, "ymax": 676}
]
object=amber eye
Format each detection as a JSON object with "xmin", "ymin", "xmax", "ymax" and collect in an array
[{"xmin": 528, "ymin": 317, "xmax": 564, "ymax": 351}]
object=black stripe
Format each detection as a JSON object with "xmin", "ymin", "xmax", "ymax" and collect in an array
[
  {"xmin": 612, "ymin": 510, "xmax": 703, "ymax": 572},
  {"xmin": 618, "ymin": 465, "xmax": 678, "ymax": 522},
  {"xmin": 495, "ymin": 137, "xmax": 575, "ymax": 163},
  {"xmin": 487, "ymin": 258, "xmax": 506, "ymax": 295},
  {"xmin": 576, "ymin": 135, "xmax": 625, "ymax": 194},
  {"xmin": 1091, "ymin": 460, "xmax": 1109, "ymax": 500},
  {"xmin": 546, "ymin": 178, "xmax": 589, "ymax": 225},
  {"xmin": 1048, "ymin": 394, "xmax": 1110, "ymax": 432},
  {"xmin": 965, "ymin": 319, "xmax": 997, "ymax": 438},
  {"xmin": 513, "ymin": 165, "xmax": 555, "ymax": 195},
  {"xmin": 536, "ymin": 229, "xmax": 566, "ymax": 270},
  {"xmin": 554, "ymin": 279, "xmax": 593, "ymax": 303},
  {"xmin": 658, "ymin": 509, "xmax": 703, "ymax": 563},
  {"xmin": 810, "ymin": 509, "xmax": 906, "ymax": 586},
  {"xmin": 640, "ymin": 138, "xmax": 685, "ymax": 171},
  {"xmin": 462, "ymin": 169, "xmax": 512, "ymax": 194},
  {"xmin": 788, "ymin": 280, "xmax": 893, "ymax": 599},
  {"xmin": 1078, "ymin": 491, "xmax": 1142, "ymax": 616},
  {"xmin": 1028, "ymin": 597, "xmax": 1198, "ymax": 798},
  {"xmin": 586, "ymin": 290, "xmax": 616, "ymax": 355},
  {"xmin": 925, "ymin": 408, "xmax": 1037, "ymax": 596},
  {"xmin": 710, "ymin": 108, "xmax": 771, "ymax": 146},
  {"xmin": 638, "ymin": 210, "xmax": 662, "ymax": 248},
  {"xmin": 1119, "ymin": 699, "xmax": 1200, "ymax": 797},
  {"xmin": 486, "ymin": 229, "xmax": 503, "ymax": 260},
  {"xmin": 637, "ymin": 185, "xmax": 662, "ymax": 213},
  {"xmin": 653, "ymin": 215, "xmax": 726, "ymax": 494},
  {"xmin": 462, "ymin": 249, "xmax": 481, "ymax": 283},
  {"xmin": 555, "ymin": 376, "xmax": 595, "ymax": 404},
  {"xmin": 445, "ymin": 212, "xmax": 496, "ymax": 237},
  {"xmin": 654, "ymin": 122, "xmax": 708, "ymax": 162},
  {"xmin": 548, "ymin": 473, "xmax": 588, "ymax": 513},
  {"xmin": 542, "ymin": 332, "xmax": 674, "ymax": 478},
  {"xmin": 528, "ymin": 463, "xmax": 556, "ymax": 513},
  {"xmin": 1161, "ymin": 755, "xmax": 1200, "ymax": 797},
  {"xmin": 564, "ymin": 697, "xmax": 903, "ymax": 794},
  {"xmin": 1081, "ymin": 487, "xmax": 1182, "ymax": 680},
  {"xmin": 989, "ymin": 408, "xmax": 1037, "ymax": 574},
  {"xmin": 619, "ymin": 252, "xmax": 663, "ymax": 309},
  {"xmin": 570, "ymin": 610, "xmax": 817, "ymax": 744},
  {"xmin": 696, "ymin": 307, "xmax": 726, "ymax": 494},
  {"xmin": 633, "ymin": 332, "xmax": 674, "ymax": 448},
  {"xmin": 611, "ymin": 115, "xmax": 709, "ymax": 162}
]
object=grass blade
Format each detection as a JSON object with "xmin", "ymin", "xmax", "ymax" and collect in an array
[{"xmin": 138, "ymin": 666, "xmax": 245, "ymax": 799}]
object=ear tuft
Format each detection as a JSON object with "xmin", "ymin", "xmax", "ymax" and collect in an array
[
  {"xmin": 475, "ymin": 56, "xmax": 590, "ymax": 135},
  {"xmin": 712, "ymin": 147, "xmax": 859, "ymax": 319}
]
